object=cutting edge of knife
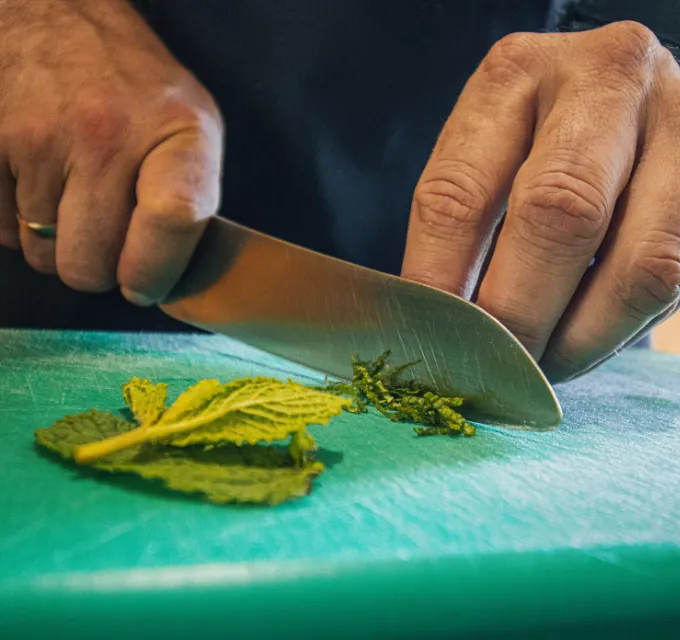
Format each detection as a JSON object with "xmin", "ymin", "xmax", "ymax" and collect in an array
[{"xmin": 162, "ymin": 217, "xmax": 564, "ymax": 431}]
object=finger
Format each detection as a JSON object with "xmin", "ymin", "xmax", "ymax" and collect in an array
[
  {"xmin": 475, "ymin": 83, "xmax": 642, "ymax": 359},
  {"xmin": 15, "ymin": 162, "xmax": 63, "ymax": 275},
  {"xmin": 54, "ymin": 163, "xmax": 135, "ymax": 292},
  {"xmin": 52, "ymin": 98, "xmax": 137, "ymax": 292},
  {"xmin": 401, "ymin": 34, "xmax": 540, "ymax": 298},
  {"xmin": 541, "ymin": 138, "xmax": 680, "ymax": 382},
  {"xmin": 553, "ymin": 301, "xmax": 678, "ymax": 384},
  {"xmin": 118, "ymin": 126, "xmax": 222, "ymax": 306},
  {"xmin": 0, "ymin": 161, "xmax": 19, "ymax": 250}
]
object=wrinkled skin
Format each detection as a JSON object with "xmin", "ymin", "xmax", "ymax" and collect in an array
[
  {"xmin": 0, "ymin": 4, "xmax": 678, "ymax": 382},
  {"xmin": 402, "ymin": 22, "xmax": 680, "ymax": 382},
  {"xmin": 0, "ymin": 0, "xmax": 223, "ymax": 305}
]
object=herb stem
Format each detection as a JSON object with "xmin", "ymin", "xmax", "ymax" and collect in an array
[
  {"xmin": 74, "ymin": 413, "xmax": 214, "ymax": 463},
  {"xmin": 74, "ymin": 385, "xmax": 347, "ymax": 463},
  {"xmin": 74, "ymin": 426, "xmax": 152, "ymax": 463}
]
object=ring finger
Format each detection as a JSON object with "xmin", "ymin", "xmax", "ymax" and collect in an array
[
  {"xmin": 15, "ymin": 162, "xmax": 64, "ymax": 275},
  {"xmin": 0, "ymin": 160, "xmax": 19, "ymax": 249}
]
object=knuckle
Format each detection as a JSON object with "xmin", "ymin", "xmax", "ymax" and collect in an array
[
  {"xmin": 195, "ymin": 98, "xmax": 225, "ymax": 136},
  {"xmin": 140, "ymin": 192, "xmax": 208, "ymax": 234},
  {"xmin": 658, "ymin": 44, "xmax": 680, "ymax": 70},
  {"xmin": 72, "ymin": 92, "xmax": 130, "ymax": 139},
  {"xmin": 514, "ymin": 168, "xmax": 610, "ymax": 254},
  {"xmin": 162, "ymin": 92, "xmax": 224, "ymax": 138},
  {"xmin": 481, "ymin": 32, "xmax": 539, "ymax": 86},
  {"xmin": 657, "ymin": 47, "xmax": 680, "ymax": 75},
  {"xmin": 617, "ymin": 233, "xmax": 680, "ymax": 319},
  {"xmin": 12, "ymin": 116, "xmax": 56, "ymax": 158},
  {"xmin": 412, "ymin": 162, "xmax": 493, "ymax": 241},
  {"xmin": 651, "ymin": 46, "xmax": 680, "ymax": 91},
  {"xmin": 600, "ymin": 21, "xmax": 658, "ymax": 75},
  {"xmin": 71, "ymin": 91, "xmax": 131, "ymax": 171}
]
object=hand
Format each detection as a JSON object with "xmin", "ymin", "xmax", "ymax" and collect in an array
[
  {"xmin": 0, "ymin": 0, "xmax": 223, "ymax": 305},
  {"xmin": 402, "ymin": 21, "xmax": 680, "ymax": 382}
]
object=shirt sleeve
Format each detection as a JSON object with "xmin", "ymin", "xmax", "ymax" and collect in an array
[{"xmin": 550, "ymin": 0, "xmax": 680, "ymax": 61}]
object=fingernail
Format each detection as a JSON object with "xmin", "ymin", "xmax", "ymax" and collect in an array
[{"xmin": 121, "ymin": 287, "xmax": 157, "ymax": 307}]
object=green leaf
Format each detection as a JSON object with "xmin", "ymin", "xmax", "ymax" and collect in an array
[
  {"xmin": 165, "ymin": 377, "xmax": 349, "ymax": 447},
  {"xmin": 36, "ymin": 410, "xmax": 135, "ymax": 456},
  {"xmin": 36, "ymin": 410, "xmax": 324, "ymax": 505},
  {"xmin": 289, "ymin": 429, "xmax": 318, "ymax": 467},
  {"xmin": 74, "ymin": 377, "xmax": 349, "ymax": 464},
  {"xmin": 122, "ymin": 377, "xmax": 168, "ymax": 425},
  {"xmin": 156, "ymin": 379, "xmax": 222, "ymax": 425}
]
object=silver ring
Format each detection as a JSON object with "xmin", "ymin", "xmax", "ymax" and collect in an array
[{"xmin": 16, "ymin": 214, "xmax": 57, "ymax": 239}]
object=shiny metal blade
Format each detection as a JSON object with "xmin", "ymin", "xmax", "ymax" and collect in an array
[{"xmin": 161, "ymin": 217, "xmax": 562, "ymax": 430}]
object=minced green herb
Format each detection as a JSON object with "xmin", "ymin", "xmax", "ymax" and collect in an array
[{"xmin": 321, "ymin": 351, "xmax": 475, "ymax": 437}]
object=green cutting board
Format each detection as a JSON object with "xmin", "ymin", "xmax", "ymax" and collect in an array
[{"xmin": 1, "ymin": 330, "xmax": 679, "ymax": 639}]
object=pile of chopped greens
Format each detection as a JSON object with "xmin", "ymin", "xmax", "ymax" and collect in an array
[
  {"xmin": 35, "ymin": 353, "xmax": 474, "ymax": 506},
  {"xmin": 322, "ymin": 351, "xmax": 475, "ymax": 437}
]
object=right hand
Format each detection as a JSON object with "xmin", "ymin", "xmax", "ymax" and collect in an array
[{"xmin": 0, "ymin": 0, "xmax": 224, "ymax": 305}]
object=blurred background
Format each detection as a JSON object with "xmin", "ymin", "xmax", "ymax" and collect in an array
[{"xmin": 654, "ymin": 316, "xmax": 680, "ymax": 353}]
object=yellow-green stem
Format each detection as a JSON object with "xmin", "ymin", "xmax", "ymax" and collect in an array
[
  {"xmin": 74, "ymin": 427, "xmax": 152, "ymax": 464},
  {"xmin": 74, "ymin": 413, "xmax": 213, "ymax": 464}
]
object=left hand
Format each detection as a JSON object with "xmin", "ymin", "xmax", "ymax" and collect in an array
[{"xmin": 402, "ymin": 21, "xmax": 680, "ymax": 382}]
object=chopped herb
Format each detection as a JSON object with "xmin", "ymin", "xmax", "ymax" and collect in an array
[{"xmin": 322, "ymin": 351, "xmax": 475, "ymax": 437}]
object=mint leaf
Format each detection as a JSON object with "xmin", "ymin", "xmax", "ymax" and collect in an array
[
  {"xmin": 74, "ymin": 377, "xmax": 349, "ymax": 463},
  {"xmin": 36, "ymin": 410, "xmax": 323, "ymax": 505},
  {"xmin": 122, "ymin": 377, "xmax": 168, "ymax": 425}
]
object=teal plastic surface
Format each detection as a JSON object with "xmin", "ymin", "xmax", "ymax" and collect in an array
[{"xmin": 1, "ymin": 329, "xmax": 679, "ymax": 639}]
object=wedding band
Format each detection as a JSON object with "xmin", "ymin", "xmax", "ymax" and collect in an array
[{"xmin": 16, "ymin": 214, "xmax": 57, "ymax": 239}]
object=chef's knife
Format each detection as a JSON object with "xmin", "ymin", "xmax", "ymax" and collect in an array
[{"xmin": 161, "ymin": 217, "xmax": 562, "ymax": 430}]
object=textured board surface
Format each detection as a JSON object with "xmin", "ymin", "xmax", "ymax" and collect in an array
[{"xmin": 1, "ymin": 329, "xmax": 679, "ymax": 639}]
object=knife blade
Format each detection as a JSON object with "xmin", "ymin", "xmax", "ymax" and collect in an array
[{"xmin": 161, "ymin": 217, "xmax": 562, "ymax": 430}]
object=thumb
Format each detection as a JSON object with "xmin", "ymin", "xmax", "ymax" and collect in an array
[{"xmin": 118, "ymin": 124, "xmax": 223, "ymax": 305}]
